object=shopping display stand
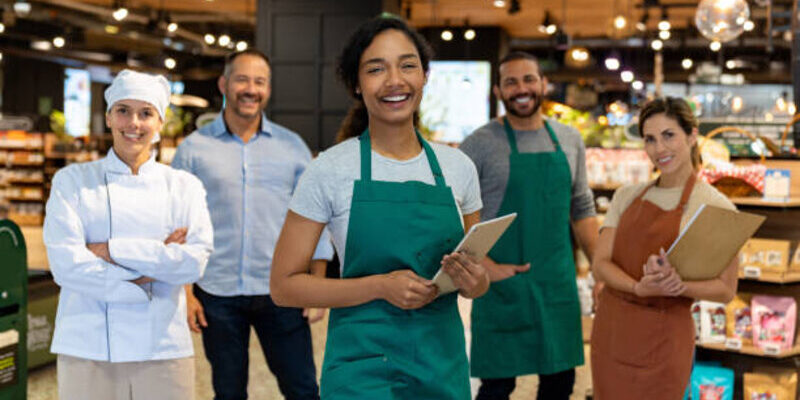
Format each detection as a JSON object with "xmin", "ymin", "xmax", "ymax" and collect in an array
[{"xmin": 0, "ymin": 219, "xmax": 27, "ymax": 400}]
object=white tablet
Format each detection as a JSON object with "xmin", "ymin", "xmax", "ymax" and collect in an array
[{"xmin": 431, "ymin": 213, "xmax": 517, "ymax": 295}]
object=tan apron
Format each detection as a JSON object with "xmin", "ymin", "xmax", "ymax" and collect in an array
[{"xmin": 591, "ymin": 174, "xmax": 696, "ymax": 399}]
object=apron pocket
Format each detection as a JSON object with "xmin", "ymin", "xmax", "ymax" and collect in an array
[
  {"xmin": 474, "ymin": 277, "xmax": 535, "ymax": 331},
  {"xmin": 321, "ymin": 355, "xmax": 393, "ymax": 399},
  {"xmin": 610, "ymin": 300, "xmax": 666, "ymax": 367}
]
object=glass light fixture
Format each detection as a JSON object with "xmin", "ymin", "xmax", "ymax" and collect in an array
[{"xmin": 695, "ymin": 0, "xmax": 749, "ymax": 42}]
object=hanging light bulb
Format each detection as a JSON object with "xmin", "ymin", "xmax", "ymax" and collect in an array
[
  {"xmin": 236, "ymin": 41, "xmax": 248, "ymax": 51},
  {"xmin": 605, "ymin": 57, "xmax": 620, "ymax": 71},
  {"xmin": 658, "ymin": 8, "xmax": 671, "ymax": 31},
  {"xmin": 52, "ymin": 36, "xmax": 65, "ymax": 48},
  {"xmin": 493, "ymin": 0, "xmax": 506, "ymax": 8},
  {"xmin": 709, "ymin": 40, "xmax": 722, "ymax": 51},
  {"xmin": 441, "ymin": 29, "xmax": 453, "ymax": 41},
  {"xmin": 218, "ymin": 34, "xmax": 231, "ymax": 47},
  {"xmin": 167, "ymin": 22, "xmax": 178, "ymax": 32},
  {"xmin": 112, "ymin": 7, "xmax": 128, "ymax": 22},
  {"xmin": 659, "ymin": 30, "xmax": 671, "ymax": 40},
  {"xmin": 204, "ymin": 33, "xmax": 215, "ymax": 45},
  {"xmin": 682, "ymin": 58, "xmax": 694, "ymax": 69},
  {"xmin": 614, "ymin": 15, "xmax": 627, "ymax": 30},
  {"xmin": 632, "ymin": 80, "xmax": 644, "ymax": 91},
  {"xmin": 464, "ymin": 29, "xmax": 476, "ymax": 40},
  {"xmin": 164, "ymin": 57, "xmax": 176, "ymax": 70},
  {"xmin": 695, "ymin": 0, "xmax": 750, "ymax": 42},
  {"xmin": 651, "ymin": 39, "xmax": 663, "ymax": 51},
  {"xmin": 621, "ymin": 70, "xmax": 634, "ymax": 82}
]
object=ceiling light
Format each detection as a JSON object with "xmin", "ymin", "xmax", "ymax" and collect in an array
[
  {"xmin": 218, "ymin": 34, "xmax": 231, "ymax": 47},
  {"xmin": 204, "ymin": 33, "xmax": 215, "ymax": 45},
  {"xmin": 52, "ymin": 36, "xmax": 65, "ymax": 48},
  {"xmin": 726, "ymin": 59, "xmax": 736, "ymax": 69},
  {"xmin": 658, "ymin": 7, "xmax": 670, "ymax": 31},
  {"xmin": 659, "ymin": 30, "xmax": 671, "ymax": 40},
  {"xmin": 464, "ymin": 29, "xmax": 476, "ymax": 40},
  {"xmin": 441, "ymin": 29, "xmax": 453, "ymax": 41},
  {"xmin": 493, "ymin": 0, "xmax": 506, "ymax": 8},
  {"xmin": 164, "ymin": 57, "xmax": 176, "ymax": 70},
  {"xmin": 112, "ymin": 7, "xmax": 128, "ymax": 21},
  {"xmin": 651, "ymin": 39, "xmax": 663, "ymax": 50},
  {"xmin": 105, "ymin": 25, "xmax": 119, "ymax": 34},
  {"xmin": 614, "ymin": 15, "xmax": 627, "ymax": 30},
  {"xmin": 621, "ymin": 70, "xmax": 634, "ymax": 82},
  {"xmin": 13, "ymin": 1, "xmax": 31, "ymax": 17},
  {"xmin": 539, "ymin": 10, "xmax": 557, "ymax": 35},
  {"xmin": 632, "ymin": 80, "xmax": 644, "ymax": 90},
  {"xmin": 236, "ymin": 41, "xmax": 248, "ymax": 51},
  {"xmin": 605, "ymin": 57, "xmax": 620, "ymax": 71},
  {"xmin": 167, "ymin": 22, "xmax": 178, "ymax": 32},
  {"xmin": 0, "ymin": 23, "xmax": 5, "ymax": 34},
  {"xmin": 636, "ymin": 22, "xmax": 646, "ymax": 31},
  {"xmin": 682, "ymin": 58, "xmax": 693, "ymax": 69},
  {"xmin": 31, "ymin": 40, "xmax": 52, "ymax": 51},
  {"xmin": 743, "ymin": 20, "xmax": 754, "ymax": 32},
  {"xmin": 710, "ymin": 40, "xmax": 721, "ymax": 51}
]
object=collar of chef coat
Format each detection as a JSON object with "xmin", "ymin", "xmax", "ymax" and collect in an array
[{"xmin": 104, "ymin": 148, "xmax": 160, "ymax": 175}]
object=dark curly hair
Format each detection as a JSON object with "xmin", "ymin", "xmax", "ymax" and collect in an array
[{"xmin": 335, "ymin": 16, "xmax": 433, "ymax": 142}]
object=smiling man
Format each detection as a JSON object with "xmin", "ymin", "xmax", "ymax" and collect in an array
[
  {"xmin": 172, "ymin": 50, "xmax": 333, "ymax": 400},
  {"xmin": 459, "ymin": 51, "xmax": 599, "ymax": 400}
]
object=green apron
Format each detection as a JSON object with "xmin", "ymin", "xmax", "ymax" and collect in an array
[
  {"xmin": 320, "ymin": 130, "xmax": 471, "ymax": 400},
  {"xmin": 470, "ymin": 118, "xmax": 584, "ymax": 378}
]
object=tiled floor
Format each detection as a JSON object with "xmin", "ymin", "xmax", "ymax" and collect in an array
[{"xmin": 27, "ymin": 298, "xmax": 592, "ymax": 399}]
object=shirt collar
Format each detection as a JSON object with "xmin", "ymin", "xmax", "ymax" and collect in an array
[
  {"xmin": 104, "ymin": 148, "xmax": 159, "ymax": 175},
  {"xmin": 208, "ymin": 111, "xmax": 272, "ymax": 138}
]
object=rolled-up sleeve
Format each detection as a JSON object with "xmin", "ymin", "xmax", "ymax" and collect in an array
[
  {"xmin": 108, "ymin": 177, "xmax": 214, "ymax": 285},
  {"xmin": 44, "ymin": 171, "xmax": 150, "ymax": 303}
]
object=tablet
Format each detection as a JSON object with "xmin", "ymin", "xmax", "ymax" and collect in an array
[{"xmin": 431, "ymin": 213, "xmax": 517, "ymax": 295}]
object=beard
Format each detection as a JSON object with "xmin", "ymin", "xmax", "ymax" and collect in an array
[{"xmin": 501, "ymin": 92, "xmax": 542, "ymax": 118}]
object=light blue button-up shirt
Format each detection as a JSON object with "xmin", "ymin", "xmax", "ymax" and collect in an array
[{"xmin": 172, "ymin": 112, "xmax": 333, "ymax": 296}]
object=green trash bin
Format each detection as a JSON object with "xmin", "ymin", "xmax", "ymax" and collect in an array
[{"xmin": 0, "ymin": 219, "xmax": 27, "ymax": 400}]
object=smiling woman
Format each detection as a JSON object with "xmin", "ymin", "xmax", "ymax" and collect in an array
[{"xmin": 270, "ymin": 16, "xmax": 488, "ymax": 400}]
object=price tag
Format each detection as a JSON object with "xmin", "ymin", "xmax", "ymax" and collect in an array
[
  {"xmin": 763, "ymin": 344, "xmax": 781, "ymax": 356},
  {"xmin": 743, "ymin": 266, "xmax": 761, "ymax": 279},
  {"xmin": 724, "ymin": 338, "xmax": 742, "ymax": 350}
]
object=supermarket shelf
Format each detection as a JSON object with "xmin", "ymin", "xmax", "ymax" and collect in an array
[
  {"xmin": 730, "ymin": 197, "xmax": 800, "ymax": 207},
  {"xmin": 590, "ymin": 183, "xmax": 623, "ymax": 191},
  {"xmin": 6, "ymin": 161, "xmax": 44, "ymax": 167},
  {"xmin": 697, "ymin": 342, "xmax": 800, "ymax": 359},
  {"xmin": 4, "ymin": 196, "xmax": 43, "ymax": 202},
  {"xmin": 738, "ymin": 269, "xmax": 800, "ymax": 283},
  {"xmin": 7, "ymin": 179, "xmax": 44, "ymax": 185},
  {"xmin": 0, "ymin": 145, "xmax": 43, "ymax": 151}
]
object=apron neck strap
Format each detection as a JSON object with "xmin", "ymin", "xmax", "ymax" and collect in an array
[
  {"xmin": 677, "ymin": 172, "xmax": 697, "ymax": 210},
  {"xmin": 359, "ymin": 129, "xmax": 446, "ymax": 186},
  {"xmin": 502, "ymin": 117, "xmax": 562, "ymax": 154}
]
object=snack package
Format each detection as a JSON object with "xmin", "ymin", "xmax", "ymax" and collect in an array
[
  {"xmin": 700, "ymin": 301, "xmax": 727, "ymax": 344},
  {"xmin": 744, "ymin": 370, "xmax": 797, "ymax": 400},
  {"xmin": 739, "ymin": 239, "xmax": 791, "ymax": 273},
  {"xmin": 692, "ymin": 302, "xmax": 702, "ymax": 341},
  {"xmin": 690, "ymin": 363, "xmax": 734, "ymax": 400},
  {"xmin": 726, "ymin": 293, "xmax": 753, "ymax": 345},
  {"xmin": 752, "ymin": 295, "xmax": 797, "ymax": 351}
]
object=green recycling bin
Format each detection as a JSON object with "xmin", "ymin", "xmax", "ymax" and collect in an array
[{"xmin": 0, "ymin": 219, "xmax": 27, "ymax": 400}]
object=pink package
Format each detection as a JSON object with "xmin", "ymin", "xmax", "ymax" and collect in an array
[{"xmin": 751, "ymin": 295, "xmax": 797, "ymax": 351}]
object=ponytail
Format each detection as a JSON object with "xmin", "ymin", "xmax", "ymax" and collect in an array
[{"xmin": 336, "ymin": 100, "xmax": 369, "ymax": 143}]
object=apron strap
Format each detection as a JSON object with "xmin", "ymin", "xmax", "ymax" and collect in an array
[
  {"xmin": 502, "ymin": 117, "xmax": 562, "ymax": 154},
  {"xmin": 677, "ymin": 172, "xmax": 697, "ymax": 211},
  {"xmin": 359, "ymin": 129, "xmax": 446, "ymax": 187}
]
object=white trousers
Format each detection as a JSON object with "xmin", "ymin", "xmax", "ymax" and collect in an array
[{"xmin": 57, "ymin": 354, "xmax": 195, "ymax": 400}]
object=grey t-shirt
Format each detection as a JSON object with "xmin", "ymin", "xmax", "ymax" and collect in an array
[
  {"xmin": 289, "ymin": 137, "xmax": 483, "ymax": 267},
  {"xmin": 459, "ymin": 118, "xmax": 596, "ymax": 222}
]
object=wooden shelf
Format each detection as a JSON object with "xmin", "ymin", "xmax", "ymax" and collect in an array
[
  {"xmin": 0, "ymin": 145, "xmax": 43, "ymax": 151},
  {"xmin": 730, "ymin": 197, "xmax": 800, "ymax": 207},
  {"xmin": 590, "ymin": 183, "xmax": 623, "ymax": 191},
  {"xmin": 697, "ymin": 342, "xmax": 800, "ymax": 359},
  {"xmin": 738, "ymin": 269, "xmax": 800, "ymax": 283},
  {"xmin": 4, "ymin": 197, "xmax": 43, "ymax": 202},
  {"xmin": 6, "ymin": 161, "xmax": 44, "ymax": 167},
  {"xmin": 7, "ymin": 179, "xmax": 44, "ymax": 185}
]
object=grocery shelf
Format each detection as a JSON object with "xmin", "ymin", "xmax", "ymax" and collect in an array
[
  {"xmin": 738, "ymin": 269, "xmax": 800, "ymax": 283},
  {"xmin": 589, "ymin": 183, "xmax": 623, "ymax": 191},
  {"xmin": 4, "ymin": 197, "xmax": 43, "ymax": 202},
  {"xmin": 6, "ymin": 161, "xmax": 44, "ymax": 167},
  {"xmin": 730, "ymin": 197, "xmax": 800, "ymax": 207},
  {"xmin": 697, "ymin": 342, "xmax": 800, "ymax": 359}
]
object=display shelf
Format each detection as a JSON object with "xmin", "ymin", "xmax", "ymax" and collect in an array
[
  {"xmin": 697, "ymin": 342, "xmax": 800, "ymax": 359},
  {"xmin": 589, "ymin": 183, "xmax": 623, "ymax": 191},
  {"xmin": 4, "ymin": 197, "xmax": 43, "ymax": 202},
  {"xmin": 7, "ymin": 179, "xmax": 44, "ymax": 185},
  {"xmin": 730, "ymin": 197, "xmax": 800, "ymax": 207},
  {"xmin": 0, "ymin": 145, "xmax": 43, "ymax": 151},
  {"xmin": 738, "ymin": 269, "xmax": 800, "ymax": 283},
  {"xmin": 7, "ymin": 161, "xmax": 44, "ymax": 167}
]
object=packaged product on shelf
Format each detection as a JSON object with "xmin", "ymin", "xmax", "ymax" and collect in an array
[
  {"xmin": 692, "ymin": 301, "xmax": 702, "ymax": 340},
  {"xmin": 688, "ymin": 363, "xmax": 734, "ymax": 400},
  {"xmin": 726, "ymin": 293, "xmax": 753, "ymax": 345},
  {"xmin": 584, "ymin": 148, "xmax": 652, "ymax": 188},
  {"xmin": 700, "ymin": 301, "xmax": 727, "ymax": 344},
  {"xmin": 739, "ymin": 239, "xmax": 791, "ymax": 273},
  {"xmin": 752, "ymin": 295, "xmax": 797, "ymax": 351},
  {"xmin": 744, "ymin": 369, "xmax": 797, "ymax": 400},
  {"xmin": 790, "ymin": 244, "xmax": 800, "ymax": 272}
]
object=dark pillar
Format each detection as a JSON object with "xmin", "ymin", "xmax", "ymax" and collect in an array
[{"xmin": 256, "ymin": 0, "xmax": 387, "ymax": 151}]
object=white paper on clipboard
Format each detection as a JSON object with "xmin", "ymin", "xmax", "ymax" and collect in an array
[{"xmin": 431, "ymin": 213, "xmax": 517, "ymax": 296}]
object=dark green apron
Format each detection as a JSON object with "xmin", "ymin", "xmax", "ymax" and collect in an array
[
  {"xmin": 470, "ymin": 118, "xmax": 584, "ymax": 378},
  {"xmin": 319, "ymin": 130, "xmax": 471, "ymax": 400}
]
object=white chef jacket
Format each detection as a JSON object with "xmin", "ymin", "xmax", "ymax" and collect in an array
[{"xmin": 43, "ymin": 149, "xmax": 214, "ymax": 362}]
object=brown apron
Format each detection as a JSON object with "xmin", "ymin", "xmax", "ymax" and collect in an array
[{"xmin": 591, "ymin": 174, "xmax": 697, "ymax": 400}]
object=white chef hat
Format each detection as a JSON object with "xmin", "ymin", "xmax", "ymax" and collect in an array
[{"xmin": 104, "ymin": 69, "xmax": 171, "ymax": 122}]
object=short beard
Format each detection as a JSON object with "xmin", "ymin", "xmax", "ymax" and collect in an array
[{"xmin": 502, "ymin": 94, "xmax": 541, "ymax": 118}]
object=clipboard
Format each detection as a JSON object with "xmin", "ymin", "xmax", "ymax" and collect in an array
[
  {"xmin": 666, "ymin": 204, "xmax": 765, "ymax": 280},
  {"xmin": 432, "ymin": 213, "xmax": 517, "ymax": 295}
]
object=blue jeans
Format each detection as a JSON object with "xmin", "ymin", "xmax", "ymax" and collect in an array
[{"xmin": 194, "ymin": 286, "xmax": 319, "ymax": 400}]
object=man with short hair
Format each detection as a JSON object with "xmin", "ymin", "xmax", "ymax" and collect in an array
[
  {"xmin": 460, "ymin": 51, "xmax": 599, "ymax": 400},
  {"xmin": 172, "ymin": 49, "xmax": 333, "ymax": 400}
]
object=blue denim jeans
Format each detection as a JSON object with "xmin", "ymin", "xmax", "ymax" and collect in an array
[{"xmin": 194, "ymin": 286, "xmax": 319, "ymax": 400}]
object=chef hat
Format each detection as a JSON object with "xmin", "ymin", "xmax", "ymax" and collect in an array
[{"xmin": 104, "ymin": 69, "xmax": 171, "ymax": 122}]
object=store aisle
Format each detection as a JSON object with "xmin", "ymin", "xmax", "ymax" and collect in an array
[{"xmin": 27, "ymin": 298, "xmax": 591, "ymax": 399}]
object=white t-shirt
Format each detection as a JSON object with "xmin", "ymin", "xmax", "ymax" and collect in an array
[{"xmin": 290, "ymin": 137, "xmax": 483, "ymax": 266}]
